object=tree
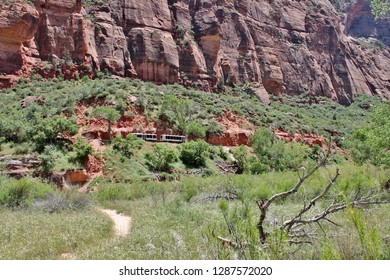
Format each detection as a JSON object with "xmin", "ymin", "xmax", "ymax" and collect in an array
[
  {"xmin": 91, "ymin": 106, "xmax": 121, "ymax": 143},
  {"xmin": 112, "ymin": 134, "xmax": 144, "ymax": 158},
  {"xmin": 185, "ymin": 122, "xmax": 206, "ymax": 140},
  {"xmin": 38, "ymin": 145, "xmax": 56, "ymax": 175},
  {"xmin": 350, "ymin": 105, "xmax": 390, "ymax": 167},
  {"xmin": 69, "ymin": 137, "xmax": 93, "ymax": 165},
  {"xmin": 249, "ymin": 128, "xmax": 309, "ymax": 173},
  {"xmin": 145, "ymin": 144, "xmax": 179, "ymax": 173},
  {"xmin": 255, "ymin": 145, "xmax": 389, "ymax": 246},
  {"xmin": 160, "ymin": 95, "xmax": 194, "ymax": 132},
  {"xmin": 371, "ymin": 0, "xmax": 390, "ymax": 21},
  {"xmin": 180, "ymin": 140, "xmax": 210, "ymax": 167},
  {"xmin": 28, "ymin": 116, "xmax": 78, "ymax": 152}
]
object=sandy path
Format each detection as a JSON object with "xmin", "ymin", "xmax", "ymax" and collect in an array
[{"xmin": 99, "ymin": 209, "xmax": 132, "ymax": 238}]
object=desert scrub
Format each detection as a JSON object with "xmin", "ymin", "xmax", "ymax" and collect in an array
[
  {"xmin": 0, "ymin": 176, "xmax": 54, "ymax": 208},
  {"xmin": 0, "ymin": 209, "xmax": 112, "ymax": 259}
]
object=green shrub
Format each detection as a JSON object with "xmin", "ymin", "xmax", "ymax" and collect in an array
[
  {"xmin": 145, "ymin": 144, "xmax": 179, "ymax": 172},
  {"xmin": 206, "ymin": 120, "xmax": 223, "ymax": 135},
  {"xmin": 28, "ymin": 116, "xmax": 78, "ymax": 152},
  {"xmin": 112, "ymin": 134, "xmax": 144, "ymax": 158},
  {"xmin": 180, "ymin": 140, "xmax": 210, "ymax": 167},
  {"xmin": 349, "ymin": 105, "xmax": 390, "ymax": 167},
  {"xmin": 69, "ymin": 137, "xmax": 93, "ymax": 165},
  {"xmin": 250, "ymin": 128, "xmax": 308, "ymax": 172},
  {"xmin": 0, "ymin": 177, "xmax": 54, "ymax": 208},
  {"xmin": 160, "ymin": 95, "xmax": 193, "ymax": 132},
  {"xmin": 251, "ymin": 128, "xmax": 275, "ymax": 159},
  {"xmin": 233, "ymin": 145, "xmax": 249, "ymax": 174},
  {"xmin": 39, "ymin": 145, "xmax": 56, "ymax": 174},
  {"xmin": 185, "ymin": 122, "xmax": 206, "ymax": 140}
]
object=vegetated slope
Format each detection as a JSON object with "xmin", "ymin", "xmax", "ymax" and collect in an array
[
  {"xmin": 0, "ymin": 0, "xmax": 389, "ymax": 104},
  {"xmin": 0, "ymin": 77, "xmax": 385, "ymax": 148}
]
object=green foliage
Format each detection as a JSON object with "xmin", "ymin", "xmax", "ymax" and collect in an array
[
  {"xmin": 348, "ymin": 208, "xmax": 384, "ymax": 259},
  {"xmin": 145, "ymin": 144, "xmax": 179, "ymax": 173},
  {"xmin": 185, "ymin": 121, "xmax": 206, "ymax": 140},
  {"xmin": 112, "ymin": 134, "xmax": 144, "ymax": 158},
  {"xmin": 38, "ymin": 145, "xmax": 57, "ymax": 174},
  {"xmin": 0, "ymin": 177, "xmax": 54, "ymax": 208},
  {"xmin": 179, "ymin": 140, "xmax": 210, "ymax": 167},
  {"xmin": 251, "ymin": 128, "xmax": 275, "ymax": 159},
  {"xmin": 320, "ymin": 240, "xmax": 342, "ymax": 260},
  {"xmin": 160, "ymin": 95, "xmax": 194, "ymax": 132},
  {"xmin": 69, "ymin": 137, "xmax": 93, "ymax": 165},
  {"xmin": 250, "ymin": 128, "xmax": 309, "ymax": 172},
  {"xmin": 91, "ymin": 106, "xmax": 121, "ymax": 123},
  {"xmin": 28, "ymin": 116, "xmax": 77, "ymax": 152},
  {"xmin": 0, "ymin": 137, "xmax": 5, "ymax": 152},
  {"xmin": 371, "ymin": 0, "xmax": 390, "ymax": 20},
  {"xmin": 233, "ymin": 145, "xmax": 249, "ymax": 174},
  {"xmin": 349, "ymin": 105, "xmax": 390, "ymax": 167},
  {"xmin": 206, "ymin": 120, "xmax": 223, "ymax": 135}
]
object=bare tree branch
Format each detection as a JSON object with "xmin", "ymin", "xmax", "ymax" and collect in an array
[{"xmin": 283, "ymin": 168, "xmax": 340, "ymax": 231}]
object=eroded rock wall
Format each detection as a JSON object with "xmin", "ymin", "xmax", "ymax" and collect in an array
[{"xmin": 0, "ymin": 0, "xmax": 389, "ymax": 103}]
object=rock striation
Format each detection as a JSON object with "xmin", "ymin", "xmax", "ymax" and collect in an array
[{"xmin": 0, "ymin": 0, "xmax": 389, "ymax": 104}]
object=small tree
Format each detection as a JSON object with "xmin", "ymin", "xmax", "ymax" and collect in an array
[
  {"xmin": 91, "ymin": 106, "xmax": 121, "ymax": 143},
  {"xmin": 69, "ymin": 137, "xmax": 93, "ymax": 165},
  {"xmin": 112, "ymin": 134, "xmax": 144, "ymax": 158},
  {"xmin": 185, "ymin": 122, "xmax": 206, "ymax": 140},
  {"xmin": 145, "ymin": 144, "xmax": 179, "ymax": 173},
  {"xmin": 160, "ymin": 95, "xmax": 194, "ymax": 132},
  {"xmin": 29, "ymin": 116, "xmax": 78, "ymax": 152},
  {"xmin": 39, "ymin": 145, "xmax": 56, "ymax": 175},
  {"xmin": 180, "ymin": 140, "xmax": 210, "ymax": 167}
]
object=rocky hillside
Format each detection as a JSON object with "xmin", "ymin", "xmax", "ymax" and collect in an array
[{"xmin": 0, "ymin": 0, "xmax": 389, "ymax": 104}]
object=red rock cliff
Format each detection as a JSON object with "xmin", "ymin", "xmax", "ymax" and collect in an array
[{"xmin": 0, "ymin": 0, "xmax": 389, "ymax": 104}]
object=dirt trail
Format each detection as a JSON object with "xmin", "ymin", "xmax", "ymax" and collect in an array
[{"xmin": 99, "ymin": 209, "xmax": 132, "ymax": 238}]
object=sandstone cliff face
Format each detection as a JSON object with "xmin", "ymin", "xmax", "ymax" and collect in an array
[{"xmin": 0, "ymin": 0, "xmax": 389, "ymax": 104}]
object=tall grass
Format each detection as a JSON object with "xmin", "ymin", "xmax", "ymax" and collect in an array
[{"xmin": 0, "ymin": 209, "xmax": 112, "ymax": 259}]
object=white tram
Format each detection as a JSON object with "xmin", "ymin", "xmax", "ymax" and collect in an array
[
  {"xmin": 131, "ymin": 133, "xmax": 186, "ymax": 143},
  {"xmin": 161, "ymin": 134, "xmax": 187, "ymax": 143},
  {"xmin": 132, "ymin": 133, "xmax": 158, "ymax": 141}
]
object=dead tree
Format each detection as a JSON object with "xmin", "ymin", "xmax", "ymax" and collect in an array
[{"xmin": 256, "ymin": 142, "xmax": 389, "ymax": 245}]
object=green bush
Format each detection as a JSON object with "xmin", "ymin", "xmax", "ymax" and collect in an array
[
  {"xmin": 180, "ymin": 140, "xmax": 210, "ymax": 167},
  {"xmin": 39, "ymin": 145, "xmax": 57, "ymax": 174},
  {"xmin": 185, "ymin": 122, "xmax": 206, "ymax": 140},
  {"xmin": 145, "ymin": 144, "xmax": 179, "ymax": 172},
  {"xmin": 251, "ymin": 128, "xmax": 275, "ymax": 159},
  {"xmin": 349, "ymin": 105, "xmax": 390, "ymax": 167},
  {"xmin": 250, "ymin": 128, "xmax": 308, "ymax": 172},
  {"xmin": 69, "ymin": 137, "xmax": 93, "ymax": 165},
  {"xmin": 233, "ymin": 145, "xmax": 249, "ymax": 174},
  {"xmin": 206, "ymin": 120, "xmax": 223, "ymax": 135},
  {"xmin": 160, "ymin": 95, "xmax": 193, "ymax": 132},
  {"xmin": 28, "ymin": 116, "xmax": 78, "ymax": 152},
  {"xmin": 112, "ymin": 134, "xmax": 144, "ymax": 158},
  {"xmin": 0, "ymin": 177, "xmax": 54, "ymax": 208}
]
